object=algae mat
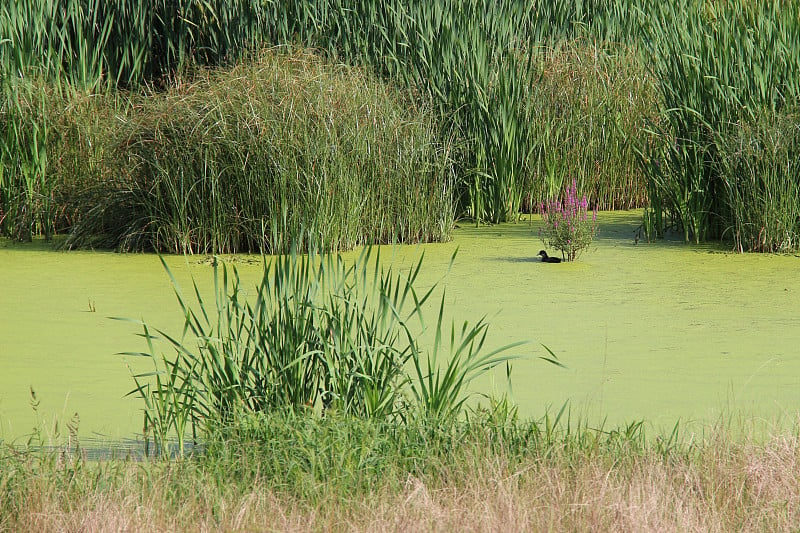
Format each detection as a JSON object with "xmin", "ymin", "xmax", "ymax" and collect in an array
[
  {"xmin": 1, "ymin": 210, "xmax": 798, "ymax": 441},
  {"xmin": 434, "ymin": 212, "xmax": 800, "ymax": 433}
]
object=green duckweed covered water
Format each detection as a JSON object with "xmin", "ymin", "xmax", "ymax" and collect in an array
[{"xmin": 1, "ymin": 210, "xmax": 798, "ymax": 442}]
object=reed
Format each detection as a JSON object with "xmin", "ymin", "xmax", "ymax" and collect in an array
[
  {"xmin": 5, "ymin": 0, "xmax": 800, "ymax": 252},
  {"xmin": 121, "ymin": 247, "xmax": 527, "ymax": 455},
  {"xmin": 0, "ymin": 0, "xmax": 267, "ymax": 90},
  {"xmin": 717, "ymin": 109, "xmax": 800, "ymax": 253},
  {"xmin": 62, "ymin": 50, "xmax": 453, "ymax": 253},
  {"xmin": 0, "ymin": 78, "xmax": 54, "ymax": 242},
  {"xmin": 1, "ymin": 0, "xmax": 654, "ymax": 242},
  {"xmin": 523, "ymin": 41, "xmax": 655, "ymax": 212},
  {"xmin": 639, "ymin": 1, "xmax": 800, "ymax": 247}
]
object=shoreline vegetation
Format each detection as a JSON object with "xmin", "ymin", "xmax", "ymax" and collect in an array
[
  {"xmin": 5, "ymin": 0, "xmax": 798, "ymax": 254},
  {"xmin": 3, "ymin": 412, "xmax": 799, "ymax": 532}
]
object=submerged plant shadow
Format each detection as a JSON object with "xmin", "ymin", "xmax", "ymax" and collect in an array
[{"xmin": 495, "ymin": 256, "xmax": 542, "ymax": 264}]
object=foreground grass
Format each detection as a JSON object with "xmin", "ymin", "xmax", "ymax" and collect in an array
[{"xmin": 1, "ymin": 413, "xmax": 798, "ymax": 532}]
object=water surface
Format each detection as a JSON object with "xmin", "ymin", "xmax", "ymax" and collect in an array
[{"xmin": 1, "ymin": 210, "xmax": 798, "ymax": 442}]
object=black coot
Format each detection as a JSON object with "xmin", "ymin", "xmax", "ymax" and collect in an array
[{"xmin": 537, "ymin": 250, "xmax": 562, "ymax": 263}]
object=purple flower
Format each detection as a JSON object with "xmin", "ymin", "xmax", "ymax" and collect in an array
[{"xmin": 539, "ymin": 178, "xmax": 598, "ymax": 261}]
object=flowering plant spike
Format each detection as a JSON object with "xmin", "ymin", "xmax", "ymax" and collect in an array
[{"xmin": 538, "ymin": 180, "xmax": 598, "ymax": 261}]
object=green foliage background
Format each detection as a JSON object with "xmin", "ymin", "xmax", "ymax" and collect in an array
[{"xmin": 1, "ymin": 0, "xmax": 798, "ymax": 252}]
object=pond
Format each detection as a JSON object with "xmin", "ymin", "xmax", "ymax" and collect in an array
[{"xmin": 1, "ymin": 210, "xmax": 798, "ymax": 444}]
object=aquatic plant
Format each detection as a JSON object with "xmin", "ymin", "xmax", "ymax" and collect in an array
[
  {"xmin": 716, "ymin": 109, "xmax": 800, "ymax": 253},
  {"xmin": 0, "ymin": 78, "xmax": 54, "ymax": 242},
  {"xmin": 63, "ymin": 50, "xmax": 454, "ymax": 254},
  {"xmin": 521, "ymin": 41, "xmax": 654, "ymax": 213},
  {"xmin": 0, "ymin": 0, "xmax": 654, "ymax": 244},
  {"xmin": 122, "ymin": 248, "xmax": 526, "ymax": 455},
  {"xmin": 6, "ymin": 0, "xmax": 800, "ymax": 253},
  {"xmin": 539, "ymin": 179, "xmax": 598, "ymax": 262},
  {"xmin": 639, "ymin": 0, "xmax": 800, "ymax": 248}
]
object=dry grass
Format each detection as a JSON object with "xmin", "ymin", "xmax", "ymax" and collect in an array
[{"xmin": 3, "ymin": 431, "xmax": 798, "ymax": 532}]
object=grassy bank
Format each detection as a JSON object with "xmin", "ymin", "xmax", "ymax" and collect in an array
[{"xmin": 1, "ymin": 413, "xmax": 798, "ymax": 532}]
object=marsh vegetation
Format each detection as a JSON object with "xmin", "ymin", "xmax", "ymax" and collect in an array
[
  {"xmin": 3, "ymin": 1, "xmax": 799, "ymax": 252},
  {"xmin": 2, "ymin": 1, "xmax": 800, "ymax": 530}
]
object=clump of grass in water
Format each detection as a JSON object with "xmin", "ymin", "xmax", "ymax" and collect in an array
[
  {"xmin": 120, "ymin": 247, "xmax": 546, "ymax": 457},
  {"xmin": 65, "ymin": 49, "xmax": 454, "ymax": 254}
]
